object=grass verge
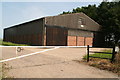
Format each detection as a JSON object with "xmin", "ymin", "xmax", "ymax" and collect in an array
[
  {"xmin": 83, "ymin": 50, "xmax": 112, "ymax": 59},
  {"xmin": 0, "ymin": 40, "xmax": 28, "ymax": 46}
]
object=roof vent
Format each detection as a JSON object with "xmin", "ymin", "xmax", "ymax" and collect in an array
[{"xmin": 78, "ymin": 18, "xmax": 85, "ymax": 28}]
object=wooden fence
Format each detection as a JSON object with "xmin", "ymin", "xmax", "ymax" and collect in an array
[{"xmin": 87, "ymin": 45, "xmax": 116, "ymax": 63}]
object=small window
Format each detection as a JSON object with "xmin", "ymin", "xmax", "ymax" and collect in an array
[{"xmin": 78, "ymin": 18, "xmax": 85, "ymax": 25}]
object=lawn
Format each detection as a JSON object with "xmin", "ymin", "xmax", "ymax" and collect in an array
[
  {"xmin": 83, "ymin": 50, "xmax": 112, "ymax": 60},
  {"xmin": 0, "ymin": 40, "xmax": 28, "ymax": 46},
  {"xmin": 89, "ymin": 53, "xmax": 112, "ymax": 59}
]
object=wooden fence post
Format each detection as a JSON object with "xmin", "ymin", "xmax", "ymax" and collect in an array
[
  {"xmin": 111, "ymin": 46, "xmax": 115, "ymax": 63},
  {"xmin": 87, "ymin": 45, "xmax": 89, "ymax": 62}
]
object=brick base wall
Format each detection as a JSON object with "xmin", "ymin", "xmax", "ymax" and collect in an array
[
  {"xmin": 77, "ymin": 37, "xmax": 84, "ymax": 46},
  {"xmin": 85, "ymin": 37, "xmax": 93, "ymax": 46},
  {"xmin": 67, "ymin": 36, "xmax": 77, "ymax": 46},
  {"xmin": 67, "ymin": 36, "xmax": 93, "ymax": 46}
]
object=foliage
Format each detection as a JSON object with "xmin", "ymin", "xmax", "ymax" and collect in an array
[{"xmin": 62, "ymin": 1, "xmax": 120, "ymax": 47}]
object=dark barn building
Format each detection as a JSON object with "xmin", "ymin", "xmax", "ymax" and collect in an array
[{"xmin": 3, "ymin": 13, "xmax": 103, "ymax": 46}]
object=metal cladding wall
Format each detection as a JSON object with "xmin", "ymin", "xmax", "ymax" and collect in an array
[
  {"xmin": 3, "ymin": 18, "xmax": 44, "ymax": 45},
  {"xmin": 46, "ymin": 26, "xmax": 68, "ymax": 46},
  {"xmin": 45, "ymin": 13, "xmax": 101, "ymax": 46},
  {"xmin": 44, "ymin": 25, "xmax": 94, "ymax": 46},
  {"xmin": 3, "ymin": 13, "xmax": 102, "ymax": 46},
  {"xmin": 68, "ymin": 29, "xmax": 93, "ymax": 37}
]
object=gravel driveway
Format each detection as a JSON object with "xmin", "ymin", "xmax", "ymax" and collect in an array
[{"xmin": 1, "ymin": 47, "xmax": 118, "ymax": 78}]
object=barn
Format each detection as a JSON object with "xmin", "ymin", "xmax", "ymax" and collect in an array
[{"xmin": 3, "ymin": 13, "xmax": 104, "ymax": 46}]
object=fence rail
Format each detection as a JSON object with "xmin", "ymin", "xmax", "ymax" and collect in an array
[{"xmin": 87, "ymin": 45, "xmax": 116, "ymax": 63}]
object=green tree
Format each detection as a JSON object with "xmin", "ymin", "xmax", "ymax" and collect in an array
[
  {"xmin": 61, "ymin": 1, "xmax": 120, "ymax": 47},
  {"xmin": 97, "ymin": 2, "xmax": 120, "ymax": 46}
]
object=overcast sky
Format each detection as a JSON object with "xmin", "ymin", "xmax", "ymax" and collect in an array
[{"xmin": 0, "ymin": 0, "xmax": 113, "ymax": 39}]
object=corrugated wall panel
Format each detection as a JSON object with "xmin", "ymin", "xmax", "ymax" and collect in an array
[
  {"xmin": 46, "ymin": 27, "xmax": 68, "ymax": 46},
  {"xmin": 68, "ymin": 29, "xmax": 93, "ymax": 37},
  {"xmin": 4, "ymin": 18, "xmax": 44, "ymax": 45}
]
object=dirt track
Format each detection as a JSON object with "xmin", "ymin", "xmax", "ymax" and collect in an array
[{"xmin": 1, "ymin": 47, "xmax": 118, "ymax": 78}]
